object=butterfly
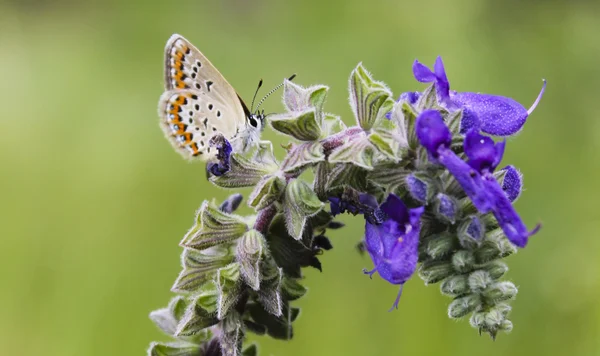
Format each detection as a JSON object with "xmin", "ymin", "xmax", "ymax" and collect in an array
[{"xmin": 158, "ymin": 34, "xmax": 265, "ymax": 160}]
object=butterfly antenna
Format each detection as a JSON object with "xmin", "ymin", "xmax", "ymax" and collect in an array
[
  {"xmin": 255, "ymin": 74, "xmax": 297, "ymax": 112},
  {"xmin": 250, "ymin": 79, "xmax": 264, "ymax": 112}
]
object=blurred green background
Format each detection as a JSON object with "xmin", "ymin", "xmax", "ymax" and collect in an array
[{"xmin": 1, "ymin": 0, "xmax": 599, "ymax": 355}]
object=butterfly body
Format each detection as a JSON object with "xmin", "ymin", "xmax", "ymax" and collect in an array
[{"xmin": 158, "ymin": 34, "xmax": 263, "ymax": 160}]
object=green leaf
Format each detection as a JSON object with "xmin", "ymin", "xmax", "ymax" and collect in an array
[
  {"xmin": 247, "ymin": 302, "xmax": 300, "ymax": 340},
  {"xmin": 172, "ymin": 246, "xmax": 233, "ymax": 293},
  {"xmin": 242, "ymin": 344, "xmax": 258, "ymax": 356},
  {"xmin": 280, "ymin": 141, "xmax": 325, "ymax": 174},
  {"xmin": 180, "ymin": 201, "xmax": 248, "ymax": 251},
  {"xmin": 281, "ymin": 277, "xmax": 307, "ymax": 301},
  {"xmin": 235, "ymin": 230, "xmax": 266, "ymax": 290},
  {"xmin": 210, "ymin": 154, "xmax": 277, "ymax": 188},
  {"xmin": 270, "ymin": 109, "xmax": 321, "ymax": 141},
  {"xmin": 368, "ymin": 132, "xmax": 395, "ymax": 159},
  {"xmin": 283, "ymin": 179, "xmax": 323, "ymax": 239},
  {"xmin": 147, "ymin": 342, "xmax": 201, "ymax": 356},
  {"xmin": 349, "ymin": 63, "xmax": 392, "ymax": 130},
  {"xmin": 248, "ymin": 175, "xmax": 286, "ymax": 211},
  {"xmin": 266, "ymin": 214, "xmax": 321, "ymax": 278},
  {"xmin": 328, "ymin": 136, "xmax": 376, "ymax": 170}
]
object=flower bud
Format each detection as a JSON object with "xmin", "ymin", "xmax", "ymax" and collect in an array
[
  {"xmin": 480, "ymin": 260, "xmax": 509, "ymax": 280},
  {"xmin": 482, "ymin": 281, "xmax": 518, "ymax": 302},
  {"xmin": 448, "ymin": 294, "xmax": 481, "ymax": 318},
  {"xmin": 467, "ymin": 270, "xmax": 492, "ymax": 293},
  {"xmin": 451, "ymin": 250, "xmax": 475, "ymax": 273},
  {"xmin": 434, "ymin": 193, "xmax": 458, "ymax": 224},
  {"xmin": 406, "ymin": 173, "xmax": 437, "ymax": 204},
  {"xmin": 440, "ymin": 275, "xmax": 469, "ymax": 297},
  {"xmin": 422, "ymin": 232, "xmax": 457, "ymax": 260},
  {"xmin": 236, "ymin": 230, "xmax": 267, "ymax": 291},
  {"xmin": 418, "ymin": 260, "xmax": 454, "ymax": 284},
  {"xmin": 458, "ymin": 215, "xmax": 485, "ymax": 249}
]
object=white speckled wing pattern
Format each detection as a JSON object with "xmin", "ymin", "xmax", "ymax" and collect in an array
[{"xmin": 158, "ymin": 34, "xmax": 248, "ymax": 160}]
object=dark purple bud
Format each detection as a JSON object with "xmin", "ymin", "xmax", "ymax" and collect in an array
[
  {"xmin": 406, "ymin": 174, "xmax": 429, "ymax": 204},
  {"xmin": 219, "ymin": 193, "xmax": 243, "ymax": 213},
  {"xmin": 458, "ymin": 215, "xmax": 485, "ymax": 249},
  {"xmin": 415, "ymin": 110, "xmax": 452, "ymax": 157},
  {"xmin": 450, "ymin": 80, "xmax": 546, "ymax": 136},
  {"xmin": 207, "ymin": 135, "xmax": 232, "ymax": 176},
  {"xmin": 464, "ymin": 130, "xmax": 505, "ymax": 173},
  {"xmin": 499, "ymin": 165, "xmax": 523, "ymax": 202},
  {"xmin": 400, "ymin": 91, "xmax": 422, "ymax": 105},
  {"xmin": 435, "ymin": 193, "xmax": 457, "ymax": 224}
]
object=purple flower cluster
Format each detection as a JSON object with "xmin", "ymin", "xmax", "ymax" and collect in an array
[{"xmin": 331, "ymin": 56, "xmax": 544, "ymax": 310}]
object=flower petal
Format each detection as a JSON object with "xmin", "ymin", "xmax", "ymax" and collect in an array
[
  {"xmin": 413, "ymin": 60, "xmax": 436, "ymax": 83},
  {"xmin": 415, "ymin": 110, "xmax": 452, "ymax": 156},
  {"xmin": 451, "ymin": 92, "xmax": 528, "ymax": 136},
  {"xmin": 379, "ymin": 193, "xmax": 409, "ymax": 225},
  {"xmin": 483, "ymin": 175, "xmax": 540, "ymax": 247},
  {"xmin": 464, "ymin": 130, "xmax": 505, "ymax": 173},
  {"xmin": 433, "ymin": 56, "xmax": 450, "ymax": 102},
  {"xmin": 437, "ymin": 147, "xmax": 494, "ymax": 213}
]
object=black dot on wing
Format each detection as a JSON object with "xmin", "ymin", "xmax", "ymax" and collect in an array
[
  {"xmin": 191, "ymin": 73, "xmax": 196, "ymax": 79},
  {"xmin": 191, "ymin": 94, "xmax": 198, "ymax": 100},
  {"xmin": 212, "ymin": 127, "xmax": 217, "ymax": 131},
  {"xmin": 188, "ymin": 118, "xmax": 193, "ymax": 124},
  {"xmin": 195, "ymin": 83, "xmax": 201, "ymax": 89},
  {"xmin": 217, "ymin": 111, "xmax": 221, "ymax": 117},
  {"xmin": 208, "ymin": 104, "xmax": 213, "ymax": 110},
  {"xmin": 201, "ymin": 132, "xmax": 205, "ymax": 136},
  {"xmin": 196, "ymin": 61, "xmax": 202, "ymax": 67},
  {"xmin": 206, "ymin": 81, "xmax": 213, "ymax": 92},
  {"xmin": 195, "ymin": 127, "xmax": 200, "ymax": 131},
  {"xmin": 200, "ymin": 141, "xmax": 204, "ymax": 146},
  {"xmin": 188, "ymin": 111, "xmax": 193, "ymax": 116},
  {"xmin": 195, "ymin": 104, "xmax": 200, "ymax": 110},
  {"xmin": 203, "ymin": 118, "xmax": 208, "ymax": 128},
  {"xmin": 193, "ymin": 67, "xmax": 198, "ymax": 73}
]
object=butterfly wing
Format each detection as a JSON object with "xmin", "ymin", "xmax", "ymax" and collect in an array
[{"xmin": 160, "ymin": 34, "xmax": 248, "ymax": 160}]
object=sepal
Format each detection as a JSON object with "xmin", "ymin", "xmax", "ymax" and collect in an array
[
  {"xmin": 270, "ymin": 109, "xmax": 322, "ymax": 141},
  {"xmin": 282, "ymin": 179, "xmax": 324, "ymax": 240},
  {"xmin": 210, "ymin": 153, "xmax": 278, "ymax": 188},
  {"xmin": 150, "ymin": 296, "xmax": 188, "ymax": 336},
  {"xmin": 147, "ymin": 342, "xmax": 201, "ymax": 356},
  {"xmin": 248, "ymin": 175, "xmax": 286, "ymax": 211},
  {"xmin": 172, "ymin": 246, "xmax": 233, "ymax": 293},
  {"xmin": 348, "ymin": 63, "xmax": 393, "ymax": 131},
  {"xmin": 180, "ymin": 201, "xmax": 248, "ymax": 251},
  {"xmin": 235, "ymin": 230, "xmax": 267, "ymax": 290},
  {"xmin": 280, "ymin": 141, "xmax": 325, "ymax": 174}
]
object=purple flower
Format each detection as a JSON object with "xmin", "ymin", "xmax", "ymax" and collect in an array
[
  {"xmin": 207, "ymin": 135, "xmax": 232, "ymax": 177},
  {"xmin": 363, "ymin": 194, "xmax": 425, "ymax": 311},
  {"xmin": 415, "ymin": 110, "xmax": 540, "ymax": 248},
  {"xmin": 412, "ymin": 56, "xmax": 546, "ymax": 136}
]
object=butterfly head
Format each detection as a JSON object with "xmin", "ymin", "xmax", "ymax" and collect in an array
[{"xmin": 247, "ymin": 110, "xmax": 266, "ymax": 132}]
